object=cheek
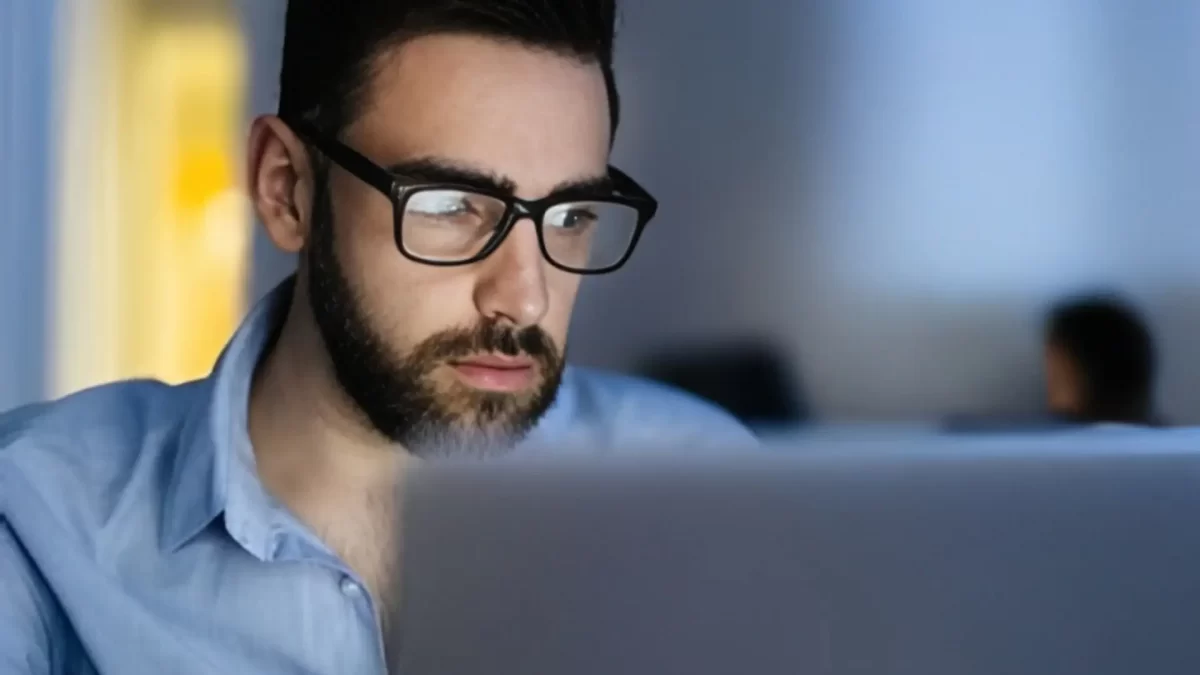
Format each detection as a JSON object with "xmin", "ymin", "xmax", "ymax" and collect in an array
[
  {"xmin": 368, "ymin": 271, "xmax": 485, "ymax": 348},
  {"xmin": 325, "ymin": 178, "xmax": 407, "ymax": 302},
  {"xmin": 337, "ymin": 224, "xmax": 483, "ymax": 348},
  {"xmin": 328, "ymin": 171, "xmax": 396, "ymax": 250},
  {"xmin": 543, "ymin": 271, "xmax": 583, "ymax": 344},
  {"xmin": 1045, "ymin": 360, "xmax": 1064, "ymax": 392},
  {"xmin": 1045, "ymin": 359, "xmax": 1078, "ymax": 407}
]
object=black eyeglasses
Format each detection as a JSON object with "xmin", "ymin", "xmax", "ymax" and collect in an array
[{"xmin": 287, "ymin": 119, "xmax": 658, "ymax": 275}]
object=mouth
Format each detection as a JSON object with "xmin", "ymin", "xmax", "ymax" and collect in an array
[{"xmin": 447, "ymin": 354, "xmax": 537, "ymax": 393}]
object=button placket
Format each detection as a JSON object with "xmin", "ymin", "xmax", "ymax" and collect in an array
[
  {"xmin": 339, "ymin": 575, "xmax": 363, "ymax": 597},
  {"xmin": 332, "ymin": 571, "xmax": 389, "ymax": 674}
]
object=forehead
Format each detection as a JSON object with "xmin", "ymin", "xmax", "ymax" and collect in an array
[{"xmin": 348, "ymin": 33, "xmax": 612, "ymax": 199}]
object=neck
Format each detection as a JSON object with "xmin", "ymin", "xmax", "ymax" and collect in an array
[{"xmin": 248, "ymin": 287, "xmax": 408, "ymax": 512}]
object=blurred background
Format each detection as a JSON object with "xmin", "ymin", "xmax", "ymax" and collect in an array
[{"xmin": 2, "ymin": 0, "xmax": 1198, "ymax": 430}]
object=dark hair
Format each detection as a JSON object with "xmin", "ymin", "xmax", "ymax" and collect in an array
[
  {"xmin": 1045, "ymin": 295, "xmax": 1157, "ymax": 423},
  {"xmin": 278, "ymin": 0, "xmax": 620, "ymax": 139}
]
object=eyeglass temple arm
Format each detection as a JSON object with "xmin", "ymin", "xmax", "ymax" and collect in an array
[
  {"xmin": 289, "ymin": 118, "xmax": 652, "ymax": 213},
  {"xmin": 607, "ymin": 165, "xmax": 654, "ymax": 203},
  {"xmin": 286, "ymin": 118, "xmax": 396, "ymax": 197}
]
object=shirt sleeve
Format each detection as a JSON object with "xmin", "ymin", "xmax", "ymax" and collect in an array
[{"xmin": 0, "ymin": 519, "xmax": 56, "ymax": 674}]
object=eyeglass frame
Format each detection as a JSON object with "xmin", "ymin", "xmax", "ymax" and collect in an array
[{"xmin": 285, "ymin": 118, "xmax": 659, "ymax": 275}]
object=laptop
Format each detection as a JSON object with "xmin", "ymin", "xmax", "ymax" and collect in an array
[{"xmin": 392, "ymin": 435, "xmax": 1200, "ymax": 674}]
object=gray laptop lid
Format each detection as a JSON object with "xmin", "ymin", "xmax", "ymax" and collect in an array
[{"xmin": 392, "ymin": 444, "xmax": 1200, "ymax": 674}]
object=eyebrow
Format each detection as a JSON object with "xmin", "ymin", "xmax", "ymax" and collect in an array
[{"xmin": 386, "ymin": 157, "xmax": 614, "ymax": 200}]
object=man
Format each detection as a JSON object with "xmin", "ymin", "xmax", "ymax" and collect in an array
[
  {"xmin": 0, "ymin": 1, "xmax": 754, "ymax": 671},
  {"xmin": 1043, "ymin": 295, "xmax": 1160, "ymax": 426}
]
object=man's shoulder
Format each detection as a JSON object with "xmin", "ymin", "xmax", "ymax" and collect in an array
[
  {"xmin": 562, "ymin": 366, "xmax": 757, "ymax": 447},
  {"xmin": 0, "ymin": 379, "xmax": 203, "ymax": 518},
  {"xmin": 0, "ymin": 378, "xmax": 198, "ymax": 451}
]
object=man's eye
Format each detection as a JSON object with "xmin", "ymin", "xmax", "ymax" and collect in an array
[
  {"xmin": 408, "ymin": 192, "xmax": 473, "ymax": 217},
  {"xmin": 549, "ymin": 207, "xmax": 599, "ymax": 229}
]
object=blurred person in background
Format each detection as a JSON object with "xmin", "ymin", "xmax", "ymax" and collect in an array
[
  {"xmin": 1044, "ymin": 295, "xmax": 1160, "ymax": 426},
  {"xmin": 0, "ymin": 1, "xmax": 753, "ymax": 672},
  {"xmin": 638, "ymin": 341, "xmax": 808, "ymax": 431}
]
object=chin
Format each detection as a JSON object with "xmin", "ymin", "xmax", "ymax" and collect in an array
[
  {"xmin": 437, "ymin": 389, "xmax": 538, "ymax": 424},
  {"xmin": 404, "ymin": 421, "xmax": 526, "ymax": 459}
]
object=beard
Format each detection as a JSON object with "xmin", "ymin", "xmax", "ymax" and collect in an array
[{"xmin": 304, "ymin": 174, "xmax": 565, "ymax": 458}]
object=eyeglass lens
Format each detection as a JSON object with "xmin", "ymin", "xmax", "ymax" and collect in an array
[{"xmin": 400, "ymin": 188, "xmax": 640, "ymax": 271}]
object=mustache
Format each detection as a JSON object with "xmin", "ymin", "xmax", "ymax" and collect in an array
[{"xmin": 413, "ymin": 321, "xmax": 559, "ymax": 363}]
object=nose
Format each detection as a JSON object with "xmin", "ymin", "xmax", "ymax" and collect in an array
[{"xmin": 472, "ymin": 219, "xmax": 549, "ymax": 328}]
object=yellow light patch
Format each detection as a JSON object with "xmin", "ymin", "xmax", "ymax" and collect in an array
[
  {"xmin": 53, "ymin": 1, "xmax": 250, "ymax": 394},
  {"xmin": 175, "ymin": 145, "xmax": 232, "ymax": 214}
]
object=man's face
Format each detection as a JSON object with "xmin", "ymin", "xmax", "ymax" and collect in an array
[
  {"xmin": 307, "ymin": 34, "xmax": 612, "ymax": 455},
  {"xmin": 1044, "ymin": 342, "xmax": 1081, "ymax": 417}
]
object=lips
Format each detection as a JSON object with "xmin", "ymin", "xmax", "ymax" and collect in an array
[
  {"xmin": 448, "ymin": 355, "xmax": 537, "ymax": 392},
  {"xmin": 451, "ymin": 355, "xmax": 535, "ymax": 370}
]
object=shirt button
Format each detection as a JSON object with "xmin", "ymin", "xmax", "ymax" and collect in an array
[{"xmin": 339, "ymin": 576, "xmax": 363, "ymax": 597}]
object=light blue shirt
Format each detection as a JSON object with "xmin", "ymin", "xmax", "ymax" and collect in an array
[{"xmin": 0, "ymin": 282, "xmax": 755, "ymax": 674}]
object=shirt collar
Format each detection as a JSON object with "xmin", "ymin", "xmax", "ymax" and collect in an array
[{"xmin": 161, "ymin": 278, "xmax": 292, "ymax": 555}]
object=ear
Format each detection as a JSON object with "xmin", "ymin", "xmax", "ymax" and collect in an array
[{"xmin": 247, "ymin": 115, "xmax": 315, "ymax": 254}]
